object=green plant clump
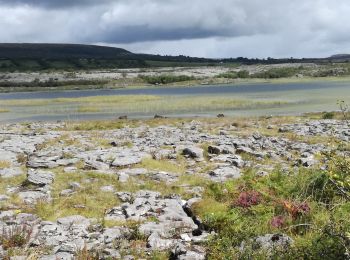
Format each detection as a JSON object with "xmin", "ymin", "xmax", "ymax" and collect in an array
[
  {"xmin": 322, "ymin": 111, "xmax": 335, "ymax": 119},
  {"xmin": 139, "ymin": 74, "xmax": 195, "ymax": 84},
  {"xmin": 191, "ymin": 155, "xmax": 350, "ymax": 259}
]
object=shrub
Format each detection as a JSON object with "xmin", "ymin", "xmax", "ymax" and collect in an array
[
  {"xmin": 0, "ymin": 225, "xmax": 32, "ymax": 250},
  {"xmin": 271, "ymin": 215, "xmax": 285, "ymax": 228},
  {"xmin": 234, "ymin": 190, "xmax": 262, "ymax": 208},
  {"xmin": 215, "ymin": 71, "xmax": 238, "ymax": 79},
  {"xmin": 326, "ymin": 153, "xmax": 350, "ymax": 199},
  {"xmin": 251, "ymin": 67, "xmax": 300, "ymax": 79},
  {"xmin": 216, "ymin": 70, "xmax": 249, "ymax": 79},
  {"xmin": 203, "ymin": 156, "xmax": 350, "ymax": 259},
  {"xmin": 237, "ymin": 70, "xmax": 250, "ymax": 78},
  {"xmin": 322, "ymin": 112, "xmax": 335, "ymax": 119},
  {"xmin": 139, "ymin": 74, "xmax": 194, "ymax": 84},
  {"xmin": 282, "ymin": 200, "xmax": 311, "ymax": 220}
]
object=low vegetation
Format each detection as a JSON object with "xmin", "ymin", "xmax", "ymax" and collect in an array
[
  {"xmin": 0, "ymin": 160, "xmax": 11, "ymax": 168},
  {"xmin": 251, "ymin": 67, "xmax": 302, "ymax": 79},
  {"xmin": 192, "ymin": 154, "xmax": 350, "ymax": 259},
  {"xmin": 0, "ymin": 225, "xmax": 32, "ymax": 250},
  {"xmin": 215, "ymin": 70, "xmax": 250, "ymax": 79},
  {"xmin": 139, "ymin": 74, "xmax": 195, "ymax": 85},
  {"xmin": 0, "ymin": 94, "xmax": 291, "ymax": 118},
  {"xmin": 34, "ymin": 171, "xmax": 120, "ymax": 221},
  {"xmin": 140, "ymin": 158, "xmax": 186, "ymax": 174}
]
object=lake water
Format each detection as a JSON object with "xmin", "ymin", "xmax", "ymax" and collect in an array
[{"xmin": 0, "ymin": 81, "xmax": 349, "ymax": 122}]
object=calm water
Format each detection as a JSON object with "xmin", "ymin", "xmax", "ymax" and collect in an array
[
  {"xmin": 0, "ymin": 81, "xmax": 349, "ymax": 122},
  {"xmin": 0, "ymin": 82, "xmax": 344, "ymax": 100}
]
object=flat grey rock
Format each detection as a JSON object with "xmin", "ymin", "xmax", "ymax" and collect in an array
[
  {"xmin": 0, "ymin": 167, "xmax": 23, "ymax": 178},
  {"xmin": 57, "ymin": 215, "xmax": 90, "ymax": 228},
  {"xmin": 112, "ymin": 155, "xmax": 142, "ymax": 167},
  {"xmin": 100, "ymin": 185, "xmax": 115, "ymax": 192},
  {"xmin": 0, "ymin": 194, "xmax": 9, "ymax": 201},
  {"xmin": 207, "ymin": 166, "xmax": 241, "ymax": 182},
  {"xmin": 255, "ymin": 233, "xmax": 293, "ymax": 250},
  {"xmin": 18, "ymin": 191, "xmax": 51, "ymax": 204},
  {"xmin": 27, "ymin": 169, "xmax": 54, "ymax": 186}
]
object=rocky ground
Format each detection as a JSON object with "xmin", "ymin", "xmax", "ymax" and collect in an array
[
  {"xmin": 0, "ymin": 63, "xmax": 319, "ymax": 84},
  {"xmin": 0, "ymin": 117, "xmax": 349, "ymax": 259}
]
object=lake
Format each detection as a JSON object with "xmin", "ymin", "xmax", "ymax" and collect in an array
[{"xmin": 0, "ymin": 81, "xmax": 349, "ymax": 122}]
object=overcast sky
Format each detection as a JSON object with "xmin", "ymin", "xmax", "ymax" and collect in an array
[{"xmin": 0, "ymin": 0, "xmax": 349, "ymax": 58}]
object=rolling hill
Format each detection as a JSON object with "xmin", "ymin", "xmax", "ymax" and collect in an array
[{"xmin": 0, "ymin": 43, "xmax": 348, "ymax": 71}]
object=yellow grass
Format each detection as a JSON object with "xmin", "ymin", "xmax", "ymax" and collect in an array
[
  {"xmin": 0, "ymin": 160, "xmax": 11, "ymax": 169},
  {"xmin": 0, "ymin": 94, "xmax": 290, "ymax": 115},
  {"xmin": 77, "ymin": 106, "xmax": 101, "ymax": 113},
  {"xmin": 139, "ymin": 158, "xmax": 186, "ymax": 174}
]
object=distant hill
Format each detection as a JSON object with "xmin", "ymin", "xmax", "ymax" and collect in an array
[
  {"xmin": 0, "ymin": 43, "xmax": 132, "ymax": 59},
  {"xmin": 0, "ymin": 43, "xmax": 216, "ymax": 71},
  {"xmin": 329, "ymin": 54, "xmax": 350, "ymax": 60},
  {"xmin": 0, "ymin": 43, "xmax": 349, "ymax": 71}
]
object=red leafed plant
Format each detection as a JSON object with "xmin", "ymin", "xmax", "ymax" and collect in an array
[
  {"xmin": 235, "ymin": 190, "xmax": 262, "ymax": 208},
  {"xmin": 271, "ymin": 215, "xmax": 286, "ymax": 228},
  {"xmin": 283, "ymin": 201, "xmax": 310, "ymax": 219}
]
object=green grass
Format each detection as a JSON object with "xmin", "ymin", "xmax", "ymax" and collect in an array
[
  {"xmin": 0, "ymin": 174, "xmax": 26, "ymax": 194},
  {"xmin": 190, "ymin": 163, "xmax": 350, "ymax": 259},
  {"xmin": 139, "ymin": 158, "xmax": 186, "ymax": 174},
  {"xmin": 34, "ymin": 171, "xmax": 120, "ymax": 221},
  {"xmin": 0, "ymin": 94, "xmax": 291, "ymax": 118},
  {"xmin": 63, "ymin": 120, "xmax": 126, "ymax": 131},
  {"xmin": 77, "ymin": 106, "xmax": 102, "ymax": 113}
]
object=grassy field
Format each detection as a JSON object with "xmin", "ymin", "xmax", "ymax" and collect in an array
[{"xmin": 0, "ymin": 94, "xmax": 290, "ymax": 116}]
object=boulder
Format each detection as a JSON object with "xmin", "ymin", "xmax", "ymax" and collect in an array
[
  {"xmin": 57, "ymin": 215, "xmax": 90, "ymax": 229},
  {"xmin": 18, "ymin": 191, "xmax": 51, "ymax": 204},
  {"xmin": 208, "ymin": 167, "xmax": 241, "ymax": 182},
  {"xmin": 112, "ymin": 155, "xmax": 142, "ymax": 167},
  {"xmin": 84, "ymin": 159, "xmax": 109, "ymax": 171},
  {"xmin": 240, "ymin": 233, "xmax": 293, "ymax": 254},
  {"xmin": 182, "ymin": 147, "xmax": 204, "ymax": 160},
  {"xmin": 255, "ymin": 233, "xmax": 293, "ymax": 251},
  {"xmin": 27, "ymin": 169, "xmax": 54, "ymax": 186},
  {"xmin": 298, "ymin": 157, "xmax": 317, "ymax": 167}
]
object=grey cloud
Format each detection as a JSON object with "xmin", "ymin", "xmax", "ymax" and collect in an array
[
  {"xmin": 0, "ymin": 0, "xmax": 112, "ymax": 8},
  {"xmin": 0, "ymin": 0, "xmax": 350, "ymax": 58}
]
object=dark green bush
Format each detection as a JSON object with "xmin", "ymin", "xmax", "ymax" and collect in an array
[
  {"xmin": 139, "ymin": 74, "xmax": 195, "ymax": 84},
  {"xmin": 216, "ymin": 70, "xmax": 249, "ymax": 79},
  {"xmin": 322, "ymin": 111, "xmax": 335, "ymax": 119}
]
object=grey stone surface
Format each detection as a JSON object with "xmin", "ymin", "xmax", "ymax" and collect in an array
[
  {"xmin": 0, "ymin": 167, "xmax": 23, "ymax": 178},
  {"xmin": 255, "ymin": 233, "xmax": 293, "ymax": 250},
  {"xmin": 208, "ymin": 166, "xmax": 241, "ymax": 182},
  {"xmin": 18, "ymin": 191, "xmax": 51, "ymax": 204},
  {"xmin": 0, "ymin": 119, "xmax": 348, "ymax": 258},
  {"xmin": 27, "ymin": 169, "xmax": 54, "ymax": 186}
]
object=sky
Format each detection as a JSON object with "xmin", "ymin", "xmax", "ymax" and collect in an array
[{"xmin": 0, "ymin": 0, "xmax": 349, "ymax": 58}]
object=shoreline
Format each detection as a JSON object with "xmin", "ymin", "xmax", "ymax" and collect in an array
[{"xmin": 1, "ymin": 75, "xmax": 350, "ymax": 95}]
